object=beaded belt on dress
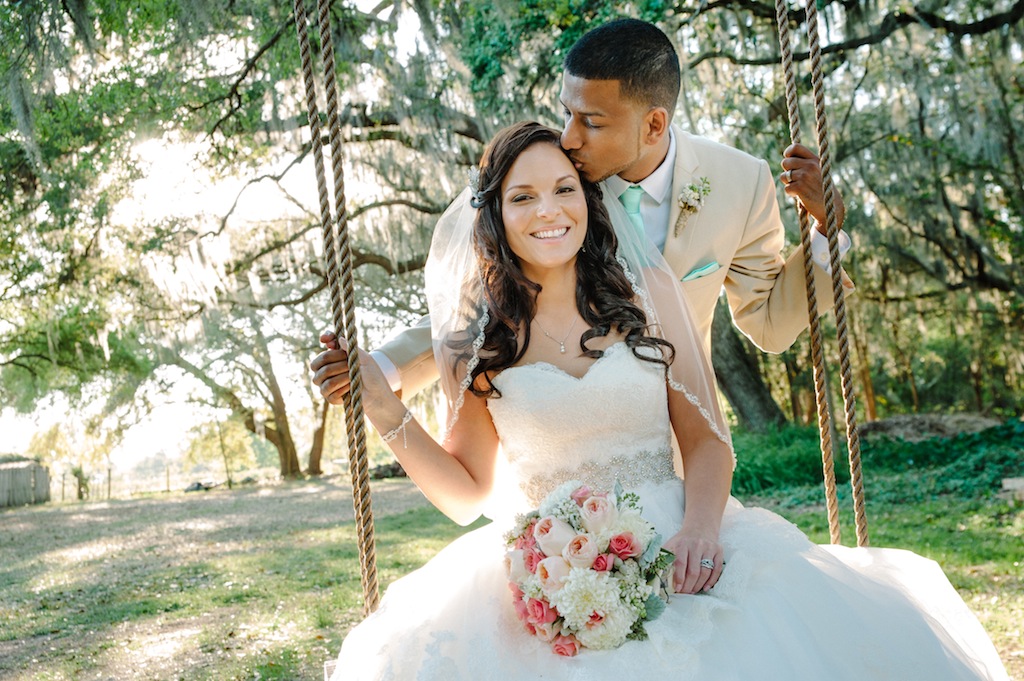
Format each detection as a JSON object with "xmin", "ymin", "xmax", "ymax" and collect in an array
[{"xmin": 521, "ymin": 448, "xmax": 676, "ymax": 507}]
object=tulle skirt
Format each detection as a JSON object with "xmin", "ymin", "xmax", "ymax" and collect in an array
[{"xmin": 329, "ymin": 480, "xmax": 1008, "ymax": 681}]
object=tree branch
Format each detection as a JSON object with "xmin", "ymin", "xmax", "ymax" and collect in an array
[{"xmin": 687, "ymin": 0, "xmax": 1024, "ymax": 68}]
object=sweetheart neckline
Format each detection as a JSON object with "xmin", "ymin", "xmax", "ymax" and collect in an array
[{"xmin": 498, "ymin": 341, "xmax": 630, "ymax": 382}]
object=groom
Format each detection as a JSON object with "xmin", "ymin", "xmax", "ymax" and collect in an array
[{"xmin": 326, "ymin": 18, "xmax": 853, "ymax": 399}]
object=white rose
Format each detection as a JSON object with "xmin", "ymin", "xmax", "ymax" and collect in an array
[
  {"xmin": 537, "ymin": 556, "xmax": 572, "ymax": 593},
  {"xmin": 533, "ymin": 516, "xmax": 577, "ymax": 557}
]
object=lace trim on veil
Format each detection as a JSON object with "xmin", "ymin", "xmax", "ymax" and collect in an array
[
  {"xmin": 617, "ymin": 256, "xmax": 734, "ymax": 455},
  {"xmin": 443, "ymin": 305, "xmax": 489, "ymax": 442}
]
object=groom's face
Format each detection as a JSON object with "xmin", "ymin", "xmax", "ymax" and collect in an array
[{"xmin": 559, "ymin": 74, "xmax": 651, "ymax": 184}]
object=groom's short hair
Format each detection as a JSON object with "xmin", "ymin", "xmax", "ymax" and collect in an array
[{"xmin": 564, "ymin": 18, "xmax": 681, "ymax": 117}]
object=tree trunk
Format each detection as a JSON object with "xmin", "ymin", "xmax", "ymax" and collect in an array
[
  {"xmin": 307, "ymin": 400, "xmax": 329, "ymax": 476},
  {"xmin": 169, "ymin": 350, "xmax": 302, "ymax": 479},
  {"xmin": 253, "ymin": 328, "xmax": 303, "ymax": 478},
  {"xmin": 710, "ymin": 297, "xmax": 787, "ymax": 432},
  {"xmin": 850, "ymin": 308, "xmax": 877, "ymax": 422},
  {"xmin": 217, "ymin": 421, "xmax": 233, "ymax": 489},
  {"xmin": 889, "ymin": 315, "xmax": 919, "ymax": 412},
  {"xmin": 782, "ymin": 351, "xmax": 804, "ymax": 424}
]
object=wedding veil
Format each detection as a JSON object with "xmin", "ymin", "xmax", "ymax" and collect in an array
[{"xmin": 424, "ymin": 180, "xmax": 733, "ymax": 459}]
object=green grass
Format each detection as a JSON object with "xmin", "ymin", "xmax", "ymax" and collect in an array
[{"xmin": 0, "ymin": 484, "xmax": 488, "ymax": 681}]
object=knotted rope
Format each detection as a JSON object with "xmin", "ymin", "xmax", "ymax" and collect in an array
[
  {"xmin": 773, "ymin": 0, "xmax": 869, "ymax": 546},
  {"xmin": 292, "ymin": 0, "xmax": 380, "ymax": 612}
]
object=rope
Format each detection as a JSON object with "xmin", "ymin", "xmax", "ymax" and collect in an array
[
  {"xmin": 773, "ymin": 0, "xmax": 842, "ymax": 546},
  {"xmin": 292, "ymin": 0, "xmax": 380, "ymax": 612},
  {"xmin": 802, "ymin": 0, "xmax": 869, "ymax": 547},
  {"xmin": 773, "ymin": 0, "xmax": 870, "ymax": 546}
]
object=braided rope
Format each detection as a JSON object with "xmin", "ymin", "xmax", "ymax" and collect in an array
[
  {"xmin": 772, "ymin": 0, "xmax": 842, "ymax": 546},
  {"xmin": 292, "ymin": 0, "xmax": 380, "ymax": 612},
  {"xmin": 803, "ymin": 0, "xmax": 869, "ymax": 547},
  {"xmin": 773, "ymin": 0, "xmax": 869, "ymax": 546}
]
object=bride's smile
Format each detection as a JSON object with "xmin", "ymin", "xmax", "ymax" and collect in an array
[{"xmin": 500, "ymin": 142, "xmax": 587, "ymax": 279}]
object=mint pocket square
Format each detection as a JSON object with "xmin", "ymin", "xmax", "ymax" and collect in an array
[{"xmin": 681, "ymin": 262, "xmax": 720, "ymax": 282}]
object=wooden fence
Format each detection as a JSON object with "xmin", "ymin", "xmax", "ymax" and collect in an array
[{"xmin": 0, "ymin": 461, "xmax": 50, "ymax": 508}]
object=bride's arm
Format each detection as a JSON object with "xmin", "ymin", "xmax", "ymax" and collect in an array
[
  {"xmin": 638, "ymin": 268, "xmax": 733, "ymax": 593},
  {"xmin": 665, "ymin": 391, "xmax": 733, "ymax": 594},
  {"xmin": 311, "ymin": 339, "xmax": 500, "ymax": 526}
]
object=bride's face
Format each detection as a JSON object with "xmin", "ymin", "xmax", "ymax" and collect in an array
[{"xmin": 500, "ymin": 142, "xmax": 588, "ymax": 281}]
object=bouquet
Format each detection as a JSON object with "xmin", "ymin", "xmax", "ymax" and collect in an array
[{"xmin": 504, "ymin": 480, "xmax": 674, "ymax": 656}]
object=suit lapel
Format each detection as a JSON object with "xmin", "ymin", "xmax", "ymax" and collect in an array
[
  {"xmin": 667, "ymin": 126, "xmax": 701, "ymax": 241},
  {"xmin": 663, "ymin": 127, "xmax": 702, "ymax": 274}
]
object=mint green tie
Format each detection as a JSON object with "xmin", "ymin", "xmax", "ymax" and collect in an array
[{"xmin": 619, "ymin": 185, "xmax": 645, "ymax": 240}]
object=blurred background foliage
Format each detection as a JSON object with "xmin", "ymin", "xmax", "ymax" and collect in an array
[{"xmin": 0, "ymin": 0, "xmax": 1020, "ymax": 481}]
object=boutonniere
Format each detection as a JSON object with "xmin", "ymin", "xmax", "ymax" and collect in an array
[{"xmin": 675, "ymin": 177, "xmax": 711, "ymax": 236}]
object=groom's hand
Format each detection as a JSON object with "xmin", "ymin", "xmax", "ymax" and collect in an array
[
  {"xmin": 310, "ymin": 332, "xmax": 351, "ymax": 405},
  {"xmin": 780, "ymin": 143, "xmax": 846, "ymax": 233},
  {"xmin": 311, "ymin": 332, "xmax": 393, "ymax": 412}
]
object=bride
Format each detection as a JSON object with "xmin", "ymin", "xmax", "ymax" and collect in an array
[{"xmin": 310, "ymin": 121, "xmax": 1008, "ymax": 680}]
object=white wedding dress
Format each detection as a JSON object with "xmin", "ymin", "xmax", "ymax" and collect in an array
[{"xmin": 329, "ymin": 343, "xmax": 1008, "ymax": 680}]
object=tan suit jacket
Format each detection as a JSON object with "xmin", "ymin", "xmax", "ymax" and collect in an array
[
  {"xmin": 379, "ymin": 125, "xmax": 849, "ymax": 398},
  {"xmin": 663, "ymin": 127, "xmax": 847, "ymax": 353}
]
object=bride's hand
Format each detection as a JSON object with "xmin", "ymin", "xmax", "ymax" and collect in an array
[{"xmin": 663, "ymin": 529, "xmax": 725, "ymax": 594}]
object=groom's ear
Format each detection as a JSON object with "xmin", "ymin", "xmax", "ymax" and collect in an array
[{"xmin": 642, "ymin": 107, "xmax": 670, "ymax": 145}]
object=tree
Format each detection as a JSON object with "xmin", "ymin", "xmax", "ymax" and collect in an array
[
  {"xmin": 2, "ymin": 0, "xmax": 1021, "ymax": 483},
  {"xmin": 184, "ymin": 417, "xmax": 258, "ymax": 488},
  {"xmin": 711, "ymin": 298, "xmax": 788, "ymax": 431}
]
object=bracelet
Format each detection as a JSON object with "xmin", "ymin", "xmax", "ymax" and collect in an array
[{"xmin": 380, "ymin": 410, "xmax": 413, "ymax": 449}]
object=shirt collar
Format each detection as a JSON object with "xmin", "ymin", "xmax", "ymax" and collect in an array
[{"xmin": 605, "ymin": 128, "xmax": 676, "ymax": 206}]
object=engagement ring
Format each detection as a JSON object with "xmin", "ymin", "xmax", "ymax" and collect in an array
[{"xmin": 700, "ymin": 558, "xmax": 715, "ymax": 570}]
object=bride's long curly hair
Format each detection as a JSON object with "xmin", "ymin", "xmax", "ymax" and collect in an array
[{"xmin": 456, "ymin": 121, "xmax": 674, "ymax": 398}]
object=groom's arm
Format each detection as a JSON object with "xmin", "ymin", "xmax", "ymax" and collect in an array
[
  {"xmin": 725, "ymin": 159, "xmax": 853, "ymax": 353},
  {"xmin": 373, "ymin": 315, "xmax": 438, "ymax": 399}
]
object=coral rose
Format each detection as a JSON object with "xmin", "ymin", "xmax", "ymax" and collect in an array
[
  {"xmin": 523, "ymin": 547, "xmax": 544, "ymax": 574},
  {"xmin": 570, "ymin": 485, "xmax": 593, "ymax": 506},
  {"xmin": 608, "ymin": 532, "xmax": 642, "ymax": 560}
]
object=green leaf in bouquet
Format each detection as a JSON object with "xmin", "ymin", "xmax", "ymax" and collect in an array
[{"xmin": 644, "ymin": 592, "xmax": 668, "ymax": 622}]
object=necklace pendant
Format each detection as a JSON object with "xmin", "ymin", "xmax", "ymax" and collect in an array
[{"xmin": 559, "ymin": 343, "xmax": 566, "ymax": 354}]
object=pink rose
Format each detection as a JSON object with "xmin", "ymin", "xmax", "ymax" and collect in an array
[
  {"xmin": 537, "ymin": 556, "xmax": 571, "ymax": 593},
  {"xmin": 570, "ymin": 485, "xmax": 593, "ymax": 506},
  {"xmin": 534, "ymin": 516, "xmax": 577, "ymax": 557},
  {"xmin": 509, "ymin": 584, "xmax": 529, "ymax": 622},
  {"xmin": 562, "ymin": 533, "xmax": 599, "ymax": 569},
  {"xmin": 515, "ymin": 520, "xmax": 538, "ymax": 550},
  {"xmin": 580, "ymin": 495, "xmax": 619, "ymax": 534},
  {"xmin": 523, "ymin": 547, "xmax": 544, "ymax": 574},
  {"xmin": 526, "ymin": 597, "xmax": 558, "ymax": 625},
  {"xmin": 551, "ymin": 634, "xmax": 581, "ymax": 657},
  {"xmin": 608, "ymin": 532, "xmax": 642, "ymax": 560},
  {"xmin": 505, "ymin": 549, "xmax": 530, "ymax": 582},
  {"xmin": 586, "ymin": 611, "xmax": 605, "ymax": 629},
  {"xmin": 591, "ymin": 553, "xmax": 615, "ymax": 572}
]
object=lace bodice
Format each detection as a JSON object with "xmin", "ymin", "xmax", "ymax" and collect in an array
[{"xmin": 487, "ymin": 342, "xmax": 676, "ymax": 507}]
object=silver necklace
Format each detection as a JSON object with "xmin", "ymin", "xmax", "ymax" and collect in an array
[{"xmin": 534, "ymin": 316, "xmax": 577, "ymax": 354}]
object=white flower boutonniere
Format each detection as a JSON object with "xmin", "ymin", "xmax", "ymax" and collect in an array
[{"xmin": 675, "ymin": 177, "xmax": 711, "ymax": 237}]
